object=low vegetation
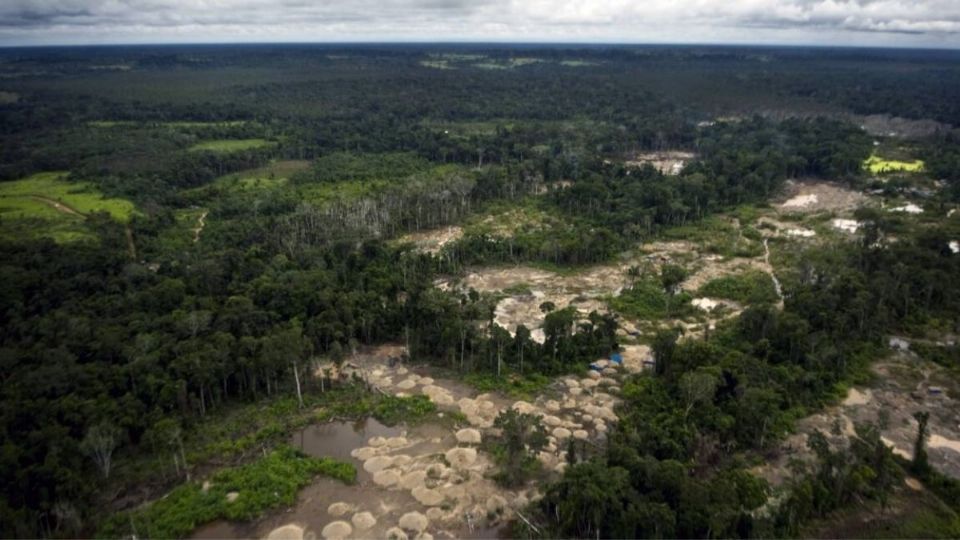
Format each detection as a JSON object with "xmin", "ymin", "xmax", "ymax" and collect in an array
[{"xmin": 97, "ymin": 446, "xmax": 354, "ymax": 539}]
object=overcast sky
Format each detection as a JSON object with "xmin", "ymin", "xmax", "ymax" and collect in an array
[{"xmin": 1, "ymin": 0, "xmax": 958, "ymax": 48}]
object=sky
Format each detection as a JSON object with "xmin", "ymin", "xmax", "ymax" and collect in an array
[{"xmin": 1, "ymin": 0, "xmax": 959, "ymax": 48}]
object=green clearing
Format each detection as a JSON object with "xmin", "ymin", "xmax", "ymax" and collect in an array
[
  {"xmin": 610, "ymin": 278, "xmax": 696, "ymax": 321},
  {"xmin": 420, "ymin": 60, "xmax": 454, "ymax": 70},
  {"xmin": 210, "ymin": 160, "xmax": 309, "ymax": 190},
  {"xmin": 560, "ymin": 60, "xmax": 599, "ymax": 67},
  {"xmin": 188, "ymin": 139, "xmax": 275, "ymax": 153},
  {"xmin": 0, "ymin": 172, "xmax": 137, "ymax": 223},
  {"xmin": 97, "ymin": 446, "xmax": 355, "ymax": 540},
  {"xmin": 89, "ymin": 120, "xmax": 249, "ymax": 129},
  {"xmin": 474, "ymin": 57, "xmax": 543, "ymax": 69},
  {"xmin": 698, "ymin": 270, "xmax": 780, "ymax": 304},
  {"xmin": 864, "ymin": 154, "xmax": 925, "ymax": 174}
]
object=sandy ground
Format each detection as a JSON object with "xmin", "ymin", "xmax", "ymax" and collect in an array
[
  {"xmin": 193, "ymin": 211, "xmax": 208, "ymax": 244},
  {"xmin": 753, "ymin": 347, "xmax": 960, "ymax": 491},
  {"xmin": 396, "ymin": 226, "xmax": 464, "ymax": 254},
  {"xmin": 199, "ymin": 344, "xmax": 652, "ymax": 540},
  {"xmin": 776, "ymin": 180, "xmax": 868, "ymax": 214},
  {"xmin": 625, "ymin": 151, "xmax": 696, "ymax": 175}
]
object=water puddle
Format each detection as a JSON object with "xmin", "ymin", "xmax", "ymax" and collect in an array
[{"xmin": 290, "ymin": 418, "xmax": 402, "ymax": 464}]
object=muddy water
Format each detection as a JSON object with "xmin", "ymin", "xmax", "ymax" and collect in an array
[{"xmin": 291, "ymin": 418, "xmax": 401, "ymax": 467}]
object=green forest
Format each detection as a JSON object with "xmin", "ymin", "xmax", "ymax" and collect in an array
[{"xmin": 1, "ymin": 44, "xmax": 960, "ymax": 539}]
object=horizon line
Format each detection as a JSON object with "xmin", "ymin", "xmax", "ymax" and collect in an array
[{"xmin": 1, "ymin": 39, "xmax": 959, "ymax": 52}]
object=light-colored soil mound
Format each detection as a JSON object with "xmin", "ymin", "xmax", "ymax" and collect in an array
[
  {"xmin": 351, "ymin": 511, "xmax": 377, "ymax": 531},
  {"xmin": 320, "ymin": 521, "xmax": 352, "ymax": 540},
  {"xmin": 399, "ymin": 511, "xmax": 429, "ymax": 532},
  {"xmin": 266, "ymin": 524, "xmax": 305, "ymax": 540}
]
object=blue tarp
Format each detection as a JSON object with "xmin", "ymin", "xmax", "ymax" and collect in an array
[
  {"xmin": 589, "ymin": 363, "xmax": 603, "ymax": 372},
  {"xmin": 609, "ymin": 353, "xmax": 623, "ymax": 364}
]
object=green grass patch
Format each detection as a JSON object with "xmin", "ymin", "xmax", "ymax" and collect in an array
[
  {"xmin": 610, "ymin": 279, "xmax": 696, "ymax": 321},
  {"xmin": 864, "ymin": 154, "xmax": 925, "ymax": 174},
  {"xmin": 464, "ymin": 372, "xmax": 552, "ymax": 399},
  {"xmin": 188, "ymin": 139, "xmax": 275, "ymax": 153},
  {"xmin": 560, "ymin": 60, "xmax": 599, "ymax": 67},
  {"xmin": 0, "ymin": 172, "xmax": 137, "ymax": 222},
  {"xmin": 89, "ymin": 120, "xmax": 249, "ymax": 129},
  {"xmin": 698, "ymin": 270, "xmax": 779, "ymax": 304},
  {"xmin": 97, "ymin": 446, "xmax": 354, "ymax": 539}
]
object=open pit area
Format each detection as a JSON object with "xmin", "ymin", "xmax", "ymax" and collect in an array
[
  {"xmin": 195, "ymin": 344, "xmax": 650, "ymax": 540},
  {"xmin": 753, "ymin": 346, "xmax": 960, "ymax": 491},
  {"xmin": 624, "ymin": 150, "xmax": 696, "ymax": 175}
]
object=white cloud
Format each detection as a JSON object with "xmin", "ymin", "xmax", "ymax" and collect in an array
[{"xmin": 0, "ymin": 0, "xmax": 957, "ymax": 46}]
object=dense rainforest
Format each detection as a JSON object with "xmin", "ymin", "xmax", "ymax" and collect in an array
[{"xmin": 1, "ymin": 44, "xmax": 960, "ymax": 539}]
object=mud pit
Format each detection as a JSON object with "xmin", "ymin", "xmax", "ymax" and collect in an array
[
  {"xmin": 196, "ymin": 344, "xmax": 646, "ymax": 540},
  {"xmin": 438, "ymin": 265, "xmax": 630, "ymax": 344},
  {"xmin": 396, "ymin": 226, "xmax": 463, "ymax": 254},
  {"xmin": 753, "ymin": 349, "xmax": 960, "ymax": 490},
  {"xmin": 625, "ymin": 151, "xmax": 696, "ymax": 175},
  {"xmin": 776, "ymin": 180, "xmax": 867, "ymax": 214}
]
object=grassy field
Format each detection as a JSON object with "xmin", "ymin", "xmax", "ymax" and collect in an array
[
  {"xmin": 698, "ymin": 270, "xmax": 780, "ymax": 304},
  {"xmin": 0, "ymin": 172, "xmax": 137, "ymax": 243},
  {"xmin": 89, "ymin": 120, "xmax": 249, "ymax": 129},
  {"xmin": 188, "ymin": 139, "xmax": 276, "ymax": 153},
  {"xmin": 0, "ymin": 172, "xmax": 136, "ymax": 221},
  {"xmin": 211, "ymin": 160, "xmax": 308, "ymax": 190},
  {"xmin": 864, "ymin": 154, "xmax": 925, "ymax": 174}
]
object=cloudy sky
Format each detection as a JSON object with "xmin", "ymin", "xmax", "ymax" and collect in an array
[{"xmin": 1, "ymin": 0, "xmax": 958, "ymax": 48}]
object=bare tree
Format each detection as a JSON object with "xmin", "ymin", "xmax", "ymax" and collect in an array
[{"xmin": 80, "ymin": 422, "xmax": 121, "ymax": 479}]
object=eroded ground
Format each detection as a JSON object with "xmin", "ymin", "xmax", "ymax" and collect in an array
[
  {"xmin": 197, "ymin": 344, "xmax": 650, "ymax": 540},
  {"xmin": 754, "ymin": 347, "xmax": 960, "ymax": 491}
]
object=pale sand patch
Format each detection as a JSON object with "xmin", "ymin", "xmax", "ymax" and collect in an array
[
  {"xmin": 351, "ymin": 447, "xmax": 378, "ymax": 461},
  {"xmin": 905, "ymin": 477, "xmax": 924, "ymax": 491},
  {"xmin": 843, "ymin": 388, "xmax": 872, "ymax": 406},
  {"xmin": 327, "ymin": 502, "xmax": 352, "ymax": 517},
  {"xmin": 373, "ymin": 469, "xmax": 401, "ymax": 487},
  {"xmin": 352, "ymin": 512, "xmax": 377, "ymax": 531},
  {"xmin": 321, "ymin": 521, "xmax": 352, "ymax": 540},
  {"xmin": 266, "ymin": 524, "xmax": 305, "ymax": 540},
  {"xmin": 785, "ymin": 228, "xmax": 816, "ymax": 238},
  {"xmin": 552, "ymin": 427, "xmax": 572, "ymax": 439},
  {"xmin": 386, "ymin": 527, "xmax": 409, "ymax": 540},
  {"xmin": 831, "ymin": 219, "xmax": 860, "ymax": 233},
  {"xmin": 573, "ymin": 430, "xmax": 589, "ymax": 440},
  {"xmin": 399, "ymin": 511, "xmax": 429, "ymax": 532},
  {"xmin": 445, "ymin": 447, "xmax": 477, "ymax": 469},
  {"xmin": 929, "ymin": 434, "xmax": 960, "ymax": 453},
  {"xmin": 411, "ymin": 486, "xmax": 445, "ymax": 506},
  {"xmin": 889, "ymin": 203, "xmax": 923, "ymax": 214},
  {"xmin": 226, "ymin": 492, "xmax": 239, "ymax": 502},
  {"xmin": 512, "ymin": 401, "xmax": 537, "ymax": 414},
  {"xmin": 455, "ymin": 428, "xmax": 482, "ymax": 444},
  {"xmin": 781, "ymin": 194, "xmax": 818, "ymax": 208},
  {"xmin": 363, "ymin": 456, "xmax": 394, "ymax": 473},
  {"xmin": 486, "ymin": 494, "xmax": 508, "ymax": 514},
  {"xmin": 399, "ymin": 470, "xmax": 427, "ymax": 490}
]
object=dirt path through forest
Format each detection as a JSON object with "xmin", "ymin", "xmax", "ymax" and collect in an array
[
  {"xmin": 30, "ymin": 195, "xmax": 83, "ymax": 216},
  {"xmin": 193, "ymin": 211, "xmax": 208, "ymax": 244}
]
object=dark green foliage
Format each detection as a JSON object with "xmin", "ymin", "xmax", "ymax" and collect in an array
[
  {"xmin": 372, "ymin": 395, "xmax": 436, "ymax": 426},
  {"xmin": 491, "ymin": 409, "xmax": 548, "ymax": 487},
  {"xmin": 698, "ymin": 270, "xmax": 779, "ymax": 304}
]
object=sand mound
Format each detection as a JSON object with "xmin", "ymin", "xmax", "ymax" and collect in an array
[
  {"xmin": 486, "ymin": 494, "xmax": 507, "ymax": 514},
  {"xmin": 321, "ymin": 521, "xmax": 352, "ymax": 540},
  {"xmin": 352, "ymin": 446, "xmax": 379, "ymax": 461},
  {"xmin": 412, "ymin": 486, "xmax": 445, "ymax": 506},
  {"xmin": 445, "ymin": 447, "xmax": 477, "ymax": 469},
  {"xmin": 455, "ymin": 428, "xmax": 482, "ymax": 444},
  {"xmin": 552, "ymin": 427, "xmax": 572, "ymax": 439},
  {"xmin": 351, "ymin": 511, "xmax": 376, "ymax": 531},
  {"xmin": 399, "ymin": 470, "xmax": 427, "ymax": 490},
  {"xmin": 399, "ymin": 511, "xmax": 429, "ymax": 532},
  {"xmin": 421, "ymin": 385, "xmax": 454, "ymax": 405},
  {"xmin": 573, "ymin": 429, "xmax": 589, "ymax": 440},
  {"xmin": 327, "ymin": 502, "xmax": 352, "ymax": 517},
  {"xmin": 266, "ymin": 524, "xmax": 305, "ymax": 540},
  {"xmin": 512, "ymin": 401, "xmax": 537, "ymax": 414},
  {"xmin": 373, "ymin": 469, "xmax": 401, "ymax": 486},
  {"xmin": 386, "ymin": 527, "xmax": 409, "ymax": 540},
  {"xmin": 386, "ymin": 436, "xmax": 408, "ymax": 448},
  {"xmin": 225, "ymin": 491, "xmax": 239, "ymax": 502},
  {"xmin": 397, "ymin": 378, "xmax": 418, "ymax": 390},
  {"xmin": 363, "ymin": 455, "xmax": 394, "ymax": 473}
]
